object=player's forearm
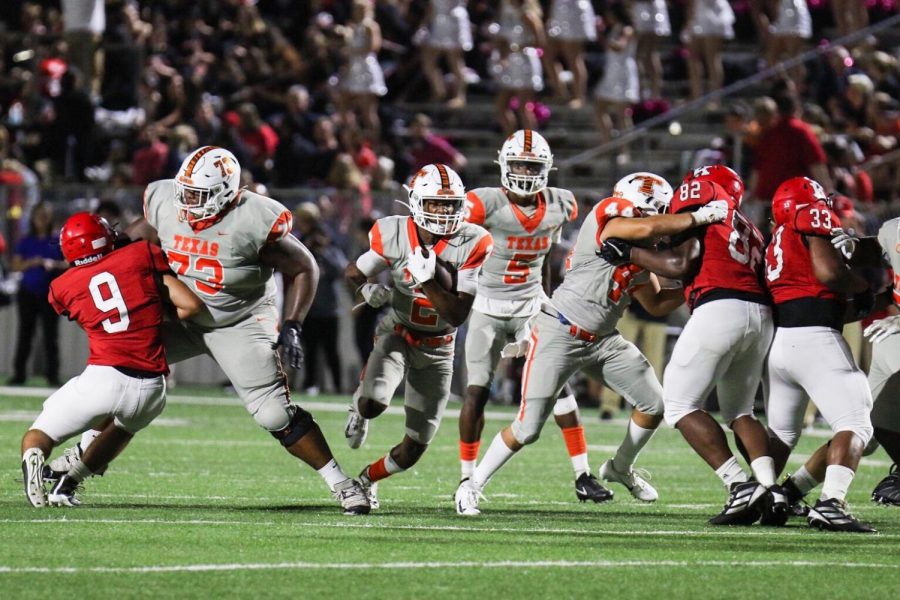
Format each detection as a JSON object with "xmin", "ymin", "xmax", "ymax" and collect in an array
[
  {"xmin": 641, "ymin": 288, "xmax": 685, "ymax": 317},
  {"xmin": 629, "ymin": 247, "xmax": 694, "ymax": 280},
  {"xmin": 283, "ymin": 267, "xmax": 319, "ymax": 322},
  {"xmin": 420, "ymin": 282, "xmax": 471, "ymax": 327},
  {"xmin": 605, "ymin": 213, "xmax": 695, "ymax": 242}
]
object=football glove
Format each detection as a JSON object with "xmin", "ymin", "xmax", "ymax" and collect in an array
[
  {"xmin": 830, "ymin": 228, "xmax": 858, "ymax": 260},
  {"xmin": 406, "ymin": 246, "xmax": 436, "ymax": 284},
  {"xmin": 359, "ymin": 283, "xmax": 392, "ymax": 308},
  {"xmin": 851, "ymin": 288, "xmax": 875, "ymax": 321},
  {"xmin": 691, "ymin": 200, "xmax": 729, "ymax": 226},
  {"xmin": 501, "ymin": 339, "xmax": 531, "ymax": 359},
  {"xmin": 864, "ymin": 315, "xmax": 900, "ymax": 344},
  {"xmin": 597, "ymin": 238, "xmax": 633, "ymax": 266},
  {"xmin": 273, "ymin": 319, "xmax": 304, "ymax": 368}
]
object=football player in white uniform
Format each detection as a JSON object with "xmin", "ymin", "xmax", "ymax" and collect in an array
[
  {"xmin": 456, "ymin": 172, "xmax": 730, "ymax": 515},
  {"xmin": 345, "ymin": 164, "xmax": 493, "ymax": 508},
  {"xmin": 460, "ymin": 130, "xmax": 612, "ymax": 504},
  {"xmin": 46, "ymin": 146, "xmax": 370, "ymax": 515}
]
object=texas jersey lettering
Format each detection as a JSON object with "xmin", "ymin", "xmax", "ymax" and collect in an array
[{"xmin": 143, "ymin": 179, "xmax": 293, "ymax": 327}]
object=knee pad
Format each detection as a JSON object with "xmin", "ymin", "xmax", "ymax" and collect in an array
[
  {"xmin": 767, "ymin": 424, "xmax": 801, "ymax": 451},
  {"xmin": 510, "ymin": 420, "xmax": 541, "ymax": 446},
  {"xmin": 269, "ymin": 405, "xmax": 316, "ymax": 447},
  {"xmin": 663, "ymin": 401, "xmax": 700, "ymax": 428},
  {"xmin": 552, "ymin": 395, "xmax": 578, "ymax": 416}
]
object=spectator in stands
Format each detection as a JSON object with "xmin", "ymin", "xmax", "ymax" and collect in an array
[
  {"xmin": 593, "ymin": 3, "xmax": 639, "ymax": 159},
  {"xmin": 61, "ymin": 0, "xmax": 105, "ymax": 100},
  {"xmin": 9, "ymin": 202, "xmax": 66, "ymax": 386},
  {"xmin": 763, "ymin": 0, "xmax": 813, "ymax": 86},
  {"xmin": 748, "ymin": 89, "xmax": 833, "ymax": 203},
  {"xmin": 336, "ymin": 0, "xmax": 387, "ymax": 134},
  {"xmin": 682, "ymin": 0, "xmax": 735, "ymax": 106},
  {"xmin": 233, "ymin": 102, "xmax": 279, "ymax": 182},
  {"xmin": 419, "ymin": 0, "xmax": 473, "ymax": 108},
  {"xmin": 44, "ymin": 68, "xmax": 95, "ymax": 182},
  {"xmin": 831, "ymin": 73, "xmax": 876, "ymax": 133},
  {"xmin": 545, "ymin": 0, "xmax": 598, "ymax": 108},
  {"xmin": 493, "ymin": 0, "xmax": 546, "ymax": 134},
  {"xmin": 831, "ymin": 0, "xmax": 869, "ymax": 39},
  {"xmin": 405, "ymin": 113, "xmax": 467, "ymax": 173},
  {"xmin": 131, "ymin": 125, "xmax": 169, "ymax": 186},
  {"xmin": 628, "ymin": 0, "xmax": 671, "ymax": 100},
  {"xmin": 293, "ymin": 201, "xmax": 347, "ymax": 395}
]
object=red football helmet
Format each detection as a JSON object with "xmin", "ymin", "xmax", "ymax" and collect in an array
[
  {"xmin": 771, "ymin": 177, "xmax": 829, "ymax": 227},
  {"xmin": 683, "ymin": 164, "xmax": 745, "ymax": 205},
  {"xmin": 668, "ymin": 180, "xmax": 730, "ymax": 214},
  {"xmin": 60, "ymin": 212, "xmax": 115, "ymax": 265}
]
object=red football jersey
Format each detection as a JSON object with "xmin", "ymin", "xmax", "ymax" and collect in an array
[
  {"xmin": 764, "ymin": 203, "xmax": 842, "ymax": 304},
  {"xmin": 48, "ymin": 241, "xmax": 173, "ymax": 374},
  {"xmin": 675, "ymin": 182, "xmax": 767, "ymax": 307}
]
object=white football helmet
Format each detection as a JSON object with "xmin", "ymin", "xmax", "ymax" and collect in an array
[
  {"xmin": 402, "ymin": 163, "xmax": 466, "ymax": 236},
  {"xmin": 174, "ymin": 146, "xmax": 241, "ymax": 222},
  {"xmin": 613, "ymin": 172, "xmax": 674, "ymax": 215},
  {"xmin": 497, "ymin": 129, "xmax": 554, "ymax": 196}
]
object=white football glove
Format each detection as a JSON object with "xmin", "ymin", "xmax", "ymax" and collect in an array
[
  {"xmin": 864, "ymin": 315, "xmax": 900, "ymax": 344},
  {"xmin": 691, "ymin": 200, "xmax": 729, "ymax": 226},
  {"xmin": 830, "ymin": 227, "xmax": 858, "ymax": 260},
  {"xmin": 359, "ymin": 283, "xmax": 392, "ymax": 308},
  {"xmin": 406, "ymin": 247, "xmax": 436, "ymax": 284},
  {"xmin": 501, "ymin": 339, "xmax": 531, "ymax": 359}
]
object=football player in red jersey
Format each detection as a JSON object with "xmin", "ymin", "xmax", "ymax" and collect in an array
[
  {"xmin": 20, "ymin": 213, "xmax": 203, "ymax": 507},
  {"xmin": 763, "ymin": 177, "xmax": 877, "ymax": 532},
  {"xmin": 599, "ymin": 166, "xmax": 785, "ymax": 526}
]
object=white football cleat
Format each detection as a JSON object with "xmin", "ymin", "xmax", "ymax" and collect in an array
[
  {"xmin": 22, "ymin": 448, "xmax": 47, "ymax": 507},
  {"xmin": 599, "ymin": 459, "xmax": 658, "ymax": 502},
  {"xmin": 47, "ymin": 443, "xmax": 82, "ymax": 474},
  {"xmin": 333, "ymin": 478, "xmax": 371, "ymax": 516},
  {"xmin": 454, "ymin": 478, "xmax": 483, "ymax": 516},
  {"xmin": 344, "ymin": 407, "xmax": 369, "ymax": 449}
]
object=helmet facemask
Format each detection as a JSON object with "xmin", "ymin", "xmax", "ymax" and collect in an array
[
  {"xmin": 404, "ymin": 185, "xmax": 465, "ymax": 236},
  {"xmin": 499, "ymin": 156, "xmax": 551, "ymax": 196}
]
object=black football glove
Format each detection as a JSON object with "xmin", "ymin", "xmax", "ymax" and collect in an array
[
  {"xmin": 597, "ymin": 238, "xmax": 633, "ymax": 265},
  {"xmin": 272, "ymin": 319, "xmax": 304, "ymax": 368},
  {"xmin": 851, "ymin": 288, "xmax": 875, "ymax": 321}
]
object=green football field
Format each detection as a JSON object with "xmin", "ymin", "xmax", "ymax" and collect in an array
[{"xmin": 1, "ymin": 386, "xmax": 898, "ymax": 598}]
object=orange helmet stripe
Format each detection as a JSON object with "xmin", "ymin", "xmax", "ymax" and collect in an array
[
  {"xmin": 523, "ymin": 130, "xmax": 533, "ymax": 153},
  {"xmin": 183, "ymin": 146, "xmax": 218, "ymax": 179},
  {"xmin": 435, "ymin": 164, "xmax": 451, "ymax": 193}
]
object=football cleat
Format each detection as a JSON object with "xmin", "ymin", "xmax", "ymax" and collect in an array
[
  {"xmin": 871, "ymin": 464, "xmax": 900, "ymax": 506},
  {"xmin": 454, "ymin": 478, "xmax": 483, "ymax": 516},
  {"xmin": 22, "ymin": 449, "xmax": 47, "ymax": 507},
  {"xmin": 759, "ymin": 485, "xmax": 790, "ymax": 527},
  {"xmin": 599, "ymin": 460, "xmax": 658, "ymax": 502},
  {"xmin": 333, "ymin": 478, "xmax": 371, "ymax": 516},
  {"xmin": 808, "ymin": 498, "xmax": 876, "ymax": 533},
  {"xmin": 780, "ymin": 475, "xmax": 811, "ymax": 517},
  {"xmin": 358, "ymin": 470, "xmax": 380, "ymax": 510},
  {"xmin": 48, "ymin": 475, "xmax": 82, "ymax": 507},
  {"xmin": 709, "ymin": 481, "xmax": 766, "ymax": 526},
  {"xmin": 575, "ymin": 472, "xmax": 614, "ymax": 503},
  {"xmin": 344, "ymin": 407, "xmax": 369, "ymax": 449}
]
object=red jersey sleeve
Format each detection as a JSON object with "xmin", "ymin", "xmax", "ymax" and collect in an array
[
  {"xmin": 47, "ymin": 285, "xmax": 66, "ymax": 317},
  {"xmin": 147, "ymin": 242, "xmax": 171, "ymax": 273},
  {"xmin": 794, "ymin": 205, "xmax": 842, "ymax": 236}
]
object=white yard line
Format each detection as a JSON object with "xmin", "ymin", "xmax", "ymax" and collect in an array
[{"xmin": 0, "ymin": 559, "xmax": 898, "ymax": 574}]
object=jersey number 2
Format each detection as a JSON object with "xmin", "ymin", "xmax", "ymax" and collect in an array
[{"xmin": 89, "ymin": 272, "xmax": 130, "ymax": 333}]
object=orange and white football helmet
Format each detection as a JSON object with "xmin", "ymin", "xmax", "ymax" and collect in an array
[
  {"xmin": 403, "ymin": 163, "xmax": 466, "ymax": 235},
  {"xmin": 174, "ymin": 146, "xmax": 241, "ymax": 222},
  {"xmin": 613, "ymin": 171, "xmax": 674, "ymax": 215},
  {"xmin": 497, "ymin": 129, "xmax": 554, "ymax": 196}
]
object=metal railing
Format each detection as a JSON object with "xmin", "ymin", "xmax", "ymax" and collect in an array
[{"xmin": 556, "ymin": 12, "xmax": 900, "ymax": 184}]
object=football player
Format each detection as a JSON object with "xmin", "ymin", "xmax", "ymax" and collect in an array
[
  {"xmin": 600, "ymin": 165, "xmax": 785, "ymax": 526},
  {"xmin": 455, "ymin": 172, "xmax": 729, "ymax": 516},
  {"xmin": 47, "ymin": 147, "xmax": 371, "ymax": 515},
  {"xmin": 764, "ymin": 177, "xmax": 877, "ymax": 532},
  {"xmin": 460, "ymin": 130, "xmax": 612, "ymax": 504},
  {"xmin": 776, "ymin": 213, "xmax": 900, "ymax": 512},
  {"xmin": 344, "ymin": 164, "xmax": 492, "ymax": 508},
  {"xmin": 21, "ymin": 213, "xmax": 202, "ymax": 507}
]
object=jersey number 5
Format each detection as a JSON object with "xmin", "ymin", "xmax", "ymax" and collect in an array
[
  {"xmin": 89, "ymin": 272, "xmax": 130, "ymax": 333},
  {"xmin": 504, "ymin": 252, "xmax": 537, "ymax": 285},
  {"xmin": 167, "ymin": 250, "xmax": 224, "ymax": 295}
]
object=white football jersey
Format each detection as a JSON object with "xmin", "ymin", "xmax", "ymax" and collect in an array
[
  {"xmin": 465, "ymin": 186, "xmax": 577, "ymax": 316},
  {"xmin": 358, "ymin": 215, "xmax": 493, "ymax": 333},
  {"xmin": 551, "ymin": 196, "xmax": 649, "ymax": 336},
  {"xmin": 878, "ymin": 217, "xmax": 900, "ymax": 306},
  {"xmin": 143, "ymin": 179, "xmax": 293, "ymax": 328}
]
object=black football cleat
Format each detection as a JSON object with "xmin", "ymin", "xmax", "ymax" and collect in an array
[
  {"xmin": 871, "ymin": 464, "xmax": 900, "ymax": 506},
  {"xmin": 759, "ymin": 485, "xmax": 790, "ymax": 527},
  {"xmin": 575, "ymin": 472, "xmax": 614, "ymax": 503},
  {"xmin": 808, "ymin": 498, "xmax": 876, "ymax": 533},
  {"xmin": 709, "ymin": 481, "xmax": 766, "ymax": 526},
  {"xmin": 48, "ymin": 475, "xmax": 82, "ymax": 507},
  {"xmin": 780, "ymin": 476, "xmax": 811, "ymax": 517}
]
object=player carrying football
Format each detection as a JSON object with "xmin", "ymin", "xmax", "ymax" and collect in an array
[
  {"xmin": 459, "ymin": 130, "xmax": 611, "ymax": 504},
  {"xmin": 344, "ymin": 163, "xmax": 493, "ymax": 509},
  {"xmin": 21, "ymin": 212, "xmax": 202, "ymax": 507},
  {"xmin": 455, "ymin": 171, "xmax": 729, "ymax": 515}
]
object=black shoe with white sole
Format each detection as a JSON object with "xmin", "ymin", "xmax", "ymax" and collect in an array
[
  {"xmin": 709, "ymin": 481, "xmax": 766, "ymax": 526},
  {"xmin": 575, "ymin": 473, "xmax": 614, "ymax": 503}
]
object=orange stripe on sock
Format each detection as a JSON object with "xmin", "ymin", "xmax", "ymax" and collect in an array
[
  {"xmin": 367, "ymin": 456, "xmax": 390, "ymax": 482},
  {"xmin": 459, "ymin": 440, "xmax": 481, "ymax": 461},
  {"xmin": 561, "ymin": 425, "xmax": 587, "ymax": 457}
]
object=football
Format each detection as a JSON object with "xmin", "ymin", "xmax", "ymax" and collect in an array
[{"xmin": 434, "ymin": 256, "xmax": 457, "ymax": 292}]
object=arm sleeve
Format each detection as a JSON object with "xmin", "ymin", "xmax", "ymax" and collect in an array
[
  {"xmin": 47, "ymin": 286, "xmax": 65, "ymax": 316},
  {"xmin": 794, "ymin": 206, "xmax": 842, "ymax": 236},
  {"xmin": 147, "ymin": 243, "xmax": 172, "ymax": 272}
]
